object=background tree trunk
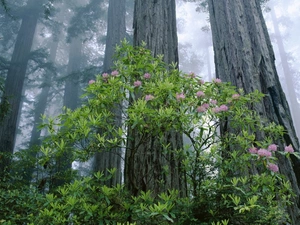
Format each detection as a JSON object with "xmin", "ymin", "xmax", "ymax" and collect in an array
[
  {"xmin": 270, "ymin": 7, "xmax": 300, "ymax": 137},
  {"xmin": 208, "ymin": 0, "xmax": 300, "ymax": 223},
  {"xmin": 93, "ymin": 0, "xmax": 126, "ymax": 187},
  {"xmin": 50, "ymin": 37, "xmax": 82, "ymax": 189},
  {"xmin": 0, "ymin": 0, "xmax": 41, "ymax": 174},
  {"xmin": 125, "ymin": 0, "xmax": 186, "ymax": 197},
  {"xmin": 24, "ymin": 39, "xmax": 59, "ymax": 183}
]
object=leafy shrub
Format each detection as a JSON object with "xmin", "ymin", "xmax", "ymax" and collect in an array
[{"xmin": 1, "ymin": 41, "xmax": 298, "ymax": 224}]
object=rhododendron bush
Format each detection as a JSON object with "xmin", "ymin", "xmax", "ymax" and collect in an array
[{"xmin": 1, "ymin": 41, "xmax": 299, "ymax": 224}]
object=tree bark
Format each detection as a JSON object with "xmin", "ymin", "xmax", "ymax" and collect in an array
[
  {"xmin": 125, "ymin": 0, "xmax": 186, "ymax": 197},
  {"xmin": 0, "ymin": 0, "xmax": 41, "ymax": 174},
  {"xmin": 93, "ymin": 0, "xmax": 126, "ymax": 187},
  {"xmin": 208, "ymin": 0, "xmax": 300, "ymax": 223}
]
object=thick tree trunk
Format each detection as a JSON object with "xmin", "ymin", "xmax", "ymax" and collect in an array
[
  {"xmin": 208, "ymin": 0, "xmax": 300, "ymax": 223},
  {"xmin": 93, "ymin": 0, "xmax": 125, "ymax": 187},
  {"xmin": 133, "ymin": 0, "xmax": 179, "ymax": 65},
  {"xmin": 270, "ymin": 7, "xmax": 300, "ymax": 138},
  {"xmin": 0, "ymin": 0, "xmax": 41, "ymax": 174},
  {"xmin": 125, "ymin": 0, "xmax": 186, "ymax": 197}
]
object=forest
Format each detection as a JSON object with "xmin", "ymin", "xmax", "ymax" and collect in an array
[{"xmin": 1, "ymin": 0, "xmax": 300, "ymax": 224}]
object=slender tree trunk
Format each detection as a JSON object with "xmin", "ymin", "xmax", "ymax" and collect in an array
[
  {"xmin": 270, "ymin": 7, "xmax": 300, "ymax": 137},
  {"xmin": 125, "ymin": 0, "xmax": 186, "ymax": 197},
  {"xmin": 0, "ymin": 0, "xmax": 41, "ymax": 174},
  {"xmin": 50, "ymin": 38, "xmax": 82, "ymax": 189},
  {"xmin": 208, "ymin": 0, "xmax": 300, "ymax": 223},
  {"xmin": 24, "ymin": 40, "xmax": 59, "ymax": 183},
  {"xmin": 63, "ymin": 38, "xmax": 82, "ymax": 110},
  {"xmin": 93, "ymin": 0, "xmax": 126, "ymax": 187}
]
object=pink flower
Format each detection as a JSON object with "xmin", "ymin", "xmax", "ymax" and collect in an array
[
  {"xmin": 257, "ymin": 149, "xmax": 272, "ymax": 158},
  {"xmin": 232, "ymin": 94, "xmax": 240, "ymax": 99},
  {"xmin": 212, "ymin": 107, "xmax": 221, "ymax": 113},
  {"xmin": 198, "ymin": 79, "xmax": 205, "ymax": 85},
  {"xmin": 88, "ymin": 80, "xmax": 95, "ymax": 85},
  {"xmin": 102, "ymin": 73, "xmax": 109, "ymax": 79},
  {"xmin": 197, "ymin": 106, "xmax": 206, "ymax": 113},
  {"xmin": 176, "ymin": 93, "xmax": 185, "ymax": 101},
  {"xmin": 134, "ymin": 80, "xmax": 142, "ymax": 87},
  {"xmin": 111, "ymin": 70, "xmax": 119, "ymax": 76},
  {"xmin": 144, "ymin": 73, "xmax": 151, "ymax": 79},
  {"xmin": 285, "ymin": 145, "xmax": 294, "ymax": 153},
  {"xmin": 202, "ymin": 103, "xmax": 209, "ymax": 109},
  {"xmin": 196, "ymin": 91, "xmax": 205, "ymax": 97},
  {"xmin": 219, "ymin": 105, "xmax": 228, "ymax": 112},
  {"xmin": 145, "ymin": 94, "xmax": 154, "ymax": 101},
  {"xmin": 268, "ymin": 144, "xmax": 277, "ymax": 152},
  {"xmin": 267, "ymin": 163, "xmax": 279, "ymax": 172},
  {"xmin": 213, "ymin": 78, "xmax": 222, "ymax": 83},
  {"xmin": 249, "ymin": 147, "xmax": 258, "ymax": 154},
  {"xmin": 210, "ymin": 99, "xmax": 217, "ymax": 105}
]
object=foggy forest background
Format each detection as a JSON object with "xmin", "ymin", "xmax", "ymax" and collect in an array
[{"xmin": 1, "ymin": 0, "xmax": 300, "ymax": 224}]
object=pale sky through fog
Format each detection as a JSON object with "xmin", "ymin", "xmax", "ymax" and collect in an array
[{"xmin": 176, "ymin": 0, "xmax": 300, "ymax": 83}]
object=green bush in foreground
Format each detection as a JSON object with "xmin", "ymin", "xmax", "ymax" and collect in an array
[{"xmin": 1, "ymin": 41, "xmax": 299, "ymax": 224}]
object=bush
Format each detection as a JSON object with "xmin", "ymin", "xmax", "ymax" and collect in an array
[{"xmin": 1, "ymin": 41, "xmax": 298, "ymax": 224}]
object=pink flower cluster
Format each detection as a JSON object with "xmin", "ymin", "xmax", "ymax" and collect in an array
[
  {"xmin": 285, "ymin": 145, "xmax": 294, "ymax": 153},
  {"xmin": 267, "ymin": 163, "xmax": 279, "ymax": 172},
  {"xmin": 257, "ymin": 149, "xmax": 272, "ymax": 157},
  {"xmin": 145, "ymin": 94, "xmax": 154, "ymax": 101},
  {"xmin": 196, "ymin": 91, "xmax": 205, "ymax": 98},
  {"xmin": 111, "ymin": 70, "xmax": 119, "ymax": 76},
  {"xmin": 134, "ymin": 80, "xmax": 142, "ymax": 87},
  {"xmin": 212, "ymin": 104, "xmax": 228, "ymax": 113},
  {"xmin": 176, "ymin": 93, "xmax": 185, "ymax": 101},
  {"xmin": 88, "ymin": 80, "xmax": 95, "ymax": 85},
  {"xmin": 144, "ymin": 73, "xmax": 151, "ymax": 79},
  {"xmin": 268, "ymin": 144, "xmax": 277, "ymax": 152},
  {"xmin": 198, "ymin": 79, "xmax": 205, "ymax": 85},
  {"xmin": 102, "ymin": 73, "xmax": 109, "ymax": 79},
  {"xmin": 248, "ymin": 144, "xmax": 280, "ymax": 173},
  {"xmin": 213, "ymin": 78, "xmax": 222, "ymax": 84}
]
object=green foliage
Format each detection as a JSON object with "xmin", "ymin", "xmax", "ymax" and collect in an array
[{"xmin": 0, "ymin": 41, "xmax": 297, "ymax": 224}]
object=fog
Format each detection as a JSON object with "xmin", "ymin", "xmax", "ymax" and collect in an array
[{"xmin": 0, "ymin": 0, "xmax": 299, "ymax": 151}]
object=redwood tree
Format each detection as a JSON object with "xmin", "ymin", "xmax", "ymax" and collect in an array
[
  {"xmin": 0, "ymin": 0, "xmax": 43, "ymax": 174},
  {"xmin": 208, "ymin": 0, "xmax": 300, "ymax": 223},
  {"xmin": 93, "ymin": 0, "xmax": 126, "ymax": 187},
  {"xmin": 125, "ymin": 0, "xmax": 186, "ymax": 196}
]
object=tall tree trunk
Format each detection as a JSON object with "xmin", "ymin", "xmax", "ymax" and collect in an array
[
  {"xmin": 63, "ymin": 38, "xmax": 82, "ymax": 110},
  {"xmin": 125, "ymin": 0, "xmax": 186, "ymax": 197},
  {"xmin": 24, "ymin": 39, "xmax": 59, "ymax": 183},
  {"xmin": 270, "ymin": 7, "xmax": 300, "ymax": 137},
  {"xmin": 208, "ymin": 0, "xmax": 300, "ymax": 223},
  {"xmin": 50, "ymin": 37, "xmax": 82, "ymax": 189},
  {"xmin": 93, "ymin": 0, "xmax": 126, "ymax": 187},
  {"xmin": 0, "ymin": 0, "xmax": 41, "ymax": 174}
]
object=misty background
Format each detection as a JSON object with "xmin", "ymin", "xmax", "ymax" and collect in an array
[{"xmin": 0, "ymin": 0, "xmax": 298, "ymax": 152}]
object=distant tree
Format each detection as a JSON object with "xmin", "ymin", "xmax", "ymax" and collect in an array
[
  {"xmin": 93, "ymin": 0, "xmax": 126, "ymax": 187},
  {"xmin": 208, "ymin": 0, "xmax": 300, "ymax": 223},
  {"xmin": 125, "ymin": 0, "xmax": 186, "ymax": 197},
  {"xmin": 270, "ymin": 6, "xmax": 300, "ymax": 137},
  {"xmin": 0, "ymin": 0, "xmax": 43, "ymax": 175},
  {"xmin": 24, "ymin": 39, "xmax": 59, "ymax": 184}
]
